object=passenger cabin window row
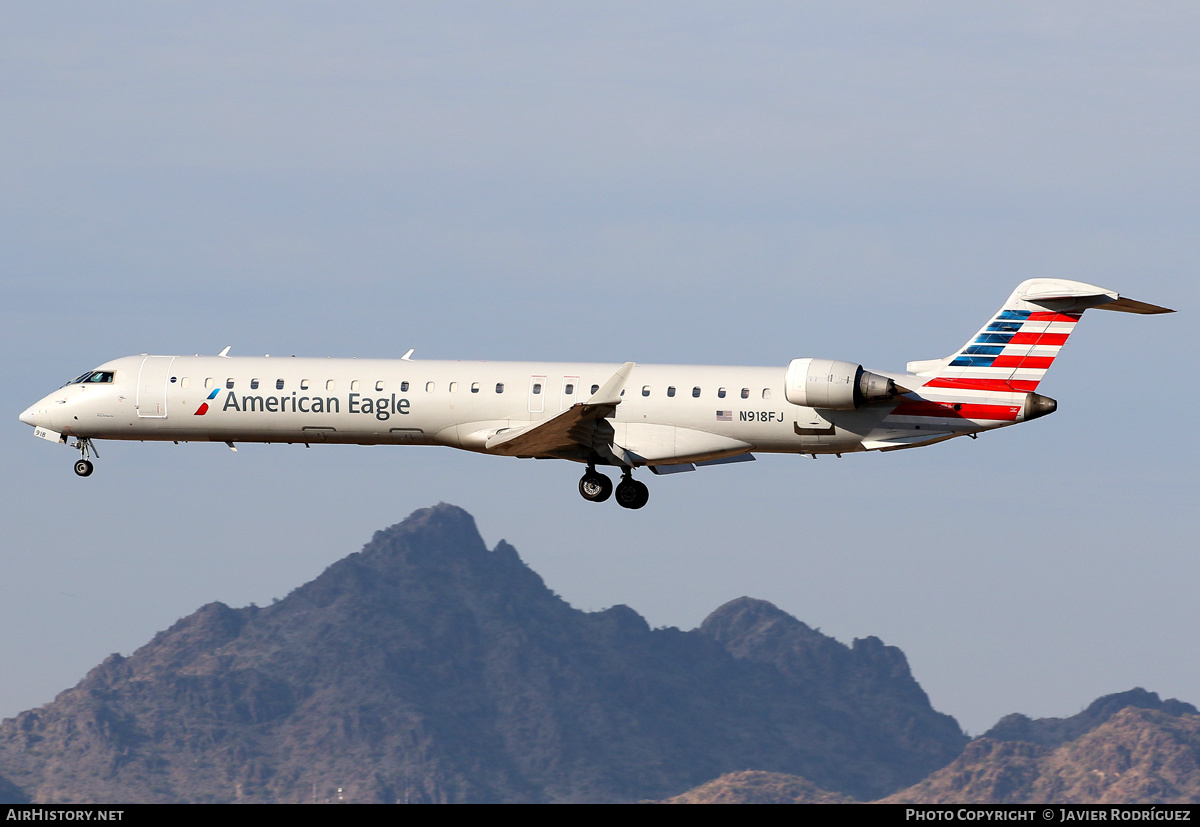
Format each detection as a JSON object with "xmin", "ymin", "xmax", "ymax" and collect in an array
[
  {"xmin": 189, "ymin": 376, "xmax": 770, "ymax": 403},
  {"xmin": 631, "ymin": 385, "xmax": 768, "ymax": 400}
]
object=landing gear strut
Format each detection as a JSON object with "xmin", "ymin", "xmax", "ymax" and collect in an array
[
  {"xmin": 578, "ymin": 465, "xmax": 613, "ymax": 502},
  {"xmin": 614, "ymin": 468, "xmax": 649, "ymax": 510},
  {"xmin": 73, "ymin": 438, "xmax": 97, "ymax": 477}
]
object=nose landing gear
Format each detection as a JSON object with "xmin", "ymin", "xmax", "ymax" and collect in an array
[{"xmin": 72, "ymin": 438, "xmax": 98, "ymax": 477}]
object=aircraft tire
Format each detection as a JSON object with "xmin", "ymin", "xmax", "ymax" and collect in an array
[
  {"xmin": 74, "ymin": 459, "xmax": 94, "ymax": 477},
  {"xmin": 615, "ymin": 478, "xmax": 649, "ymax": 510},
  {"xmin": 579, "ymin": 471, "xmax": 613, "ymax": 502}
]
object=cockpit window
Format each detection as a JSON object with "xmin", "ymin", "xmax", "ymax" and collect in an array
[{"xmin": 69, "ymin": 371, "xmax": 114, "ymax": 384}]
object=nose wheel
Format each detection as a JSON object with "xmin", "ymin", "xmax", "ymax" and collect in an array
[{"xmin": 72, "ymin": 437, "xmax": 98, "ymax": 477}]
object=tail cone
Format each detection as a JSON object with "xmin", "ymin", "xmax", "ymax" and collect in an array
[{"xmin": 1023, "ymin": 393, "xmax": 1057, "ymax": 421}]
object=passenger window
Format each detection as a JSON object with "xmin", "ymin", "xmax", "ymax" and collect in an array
[
  {"xmin": 426, "ymin": 382, "xmax": 435, "ymax": 392},
  {"xmin": 667, "ymin": 386, "xmax": 676, "ymax": 397},
  {"xmin": 718, "ymin": 387, "xmax": 726, "ymax": 398},
  {"xmin": 375, "ymin": 380, "xmax": 385, "ymax": 392},
  {"xmin": 564, "ymin": 383, "xmax": 574, "ymax": 395},
  {"xmin": 350, "ymin": 380, "xmax": 359, "ymax": 391},
  {"xmin": 496, "ymin": 383, "xmax": 505, "ymax": 393},
  {"xmin": 227, "ymin": 379, "xmax": 235, "ymax": 389},
  {"xmin": 532, "ymin": 383, "xmax": 542, "ymax": 395},
  {"xmin": 250, "ymin": 379, "xmax": 260, "ymax": 390},
  {"xmin": 762, "ymin": 388, "xmax": 772, "ymax": 400},
  {"xmin": 300, "ymin": 379, "xmax": 310, "ymax": 390},
  {"xmin": 471, "ymin": 382, "xmax": 480, "ymax": 393},
  {"xmin": 692, "ymin": 386, "xmax": 700, "ymax": 398},
  {"xmin": 590, "ymin": 384, "xmax": 599, "ymax": 395},
  {"xmin": 740, "ymin": 388, "xmax": 749, "ymax": 399},
  {"xmin": 401, "ymin": 381, "xmax": 409, "ymax": 392},
  {"xmin": 449, "ymin": 382, "xmax": 458, "ymax": 393},
  {"xmin": 326, "ymin": 380, "xmax": 335, "ymax": 391},
  {"xmin": 642, "ymin": 386, "xmax": 651, "ymax": 397},
  {"xmin": 181, "ymin": 377, "xmax": 190, "ymax": 389},
  {"xmin": 276, "ymin": 379, "xmax": 285, "ymax": 390},
  {"xmin": 205, "ymin": 378, "xmax": 214, "ymax": 389}
]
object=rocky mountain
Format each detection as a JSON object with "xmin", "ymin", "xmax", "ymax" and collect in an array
[
  {"xmin": 658, "ymin": 770, "xmax": 854, "ymax": 804},
  {"xmin": 982, "ymin": 688, "xmax": 1198, "ymax": 748},
  {"xmin": 661, "ymin": 692, "xmax": 1200, "ymax": 804},
  {"xmin": 0, "ymin": 504, "xmax": 965, "ymax": 804},
  {"xmin": 883, "ymin": 704, "xmax": 1200, "ymax": 804}
]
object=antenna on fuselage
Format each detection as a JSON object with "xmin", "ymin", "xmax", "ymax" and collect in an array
[{"xmin": 218, "ymin": 346, "xmax": 232, "ymax": 358}]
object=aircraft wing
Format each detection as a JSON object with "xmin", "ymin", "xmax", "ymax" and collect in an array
[{"xmin": 485, "ymin": 362, "xmax": 634, "ymax": 457}]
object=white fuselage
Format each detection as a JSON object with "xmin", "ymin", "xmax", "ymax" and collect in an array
[
  {"xmin": 20, "ymin": 353, "xmax": 1019, "ymax": 466},
  {"xmin": 20, "ymin": 280, "xmax": 1169, "ymax": 506}
]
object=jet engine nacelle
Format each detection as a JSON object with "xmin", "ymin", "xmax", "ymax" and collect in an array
[{"xmin": 785, "ymin": 358, "xmax": 899, "ymax": 410}]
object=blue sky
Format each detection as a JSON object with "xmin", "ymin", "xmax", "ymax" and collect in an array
[{"xmin": 3, "ymin": 3, "xmax": 1197, "ymax": 737}]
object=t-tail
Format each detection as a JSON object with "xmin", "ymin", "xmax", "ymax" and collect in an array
[{"xmin": 896, "ymin": 279, "xmax": 1173, "ymax": 426}]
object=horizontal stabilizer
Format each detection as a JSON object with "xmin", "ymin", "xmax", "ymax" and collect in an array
[
  {"xmin": 1017, "ymin": 281, "xmax": 1174, "ymax": 315},
  {"xmin": 1094, "ymin": 296, "xmax": 1174, "ymax": 315}
]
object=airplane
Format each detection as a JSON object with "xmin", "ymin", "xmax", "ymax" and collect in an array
[{"xmin": 20, "ymin": 279, "xmax": 1172, "ymax": 509}]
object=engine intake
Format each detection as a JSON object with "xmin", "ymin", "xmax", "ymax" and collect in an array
[{"xmin": 785, "ymin": 358, "xmax": 900, "ymax": 410}]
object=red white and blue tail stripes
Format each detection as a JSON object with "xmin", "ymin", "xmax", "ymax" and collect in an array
[
  {"xmin": 886, "ymin": 282, "xmax": 1090, "ymax": 428},
  {"xmin": 923, "ymin": 308, "xmax": 1081, "ymax": 394}
]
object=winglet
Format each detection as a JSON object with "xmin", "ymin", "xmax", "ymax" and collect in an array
[
  {"xmin": 586, "ymin": 362, "xmax": 635, "ymax": 406},
  {"xmin": 218, "ymin": 346, "xmax": 232, "ymax": 358},
  {"xmin": 401, "ymin": 348, "xmax": 415, "ymax": 360}
]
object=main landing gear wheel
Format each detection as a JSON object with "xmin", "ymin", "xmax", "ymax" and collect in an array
[
  {"xmin": 614, "ymin": 477, "xmax": 649, "ymax": 510},
  {"xmin": 579, "ymin": 471, "xmax": 613, "ymax": 502},
  {"xmin": 74, "ymin": 459, "xmax": 94, "ymax": 477}
]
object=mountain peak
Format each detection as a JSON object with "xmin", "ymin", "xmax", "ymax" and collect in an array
[{"xmin": 0, "ymin": 504, "xmax": 968, "ymax": 803}]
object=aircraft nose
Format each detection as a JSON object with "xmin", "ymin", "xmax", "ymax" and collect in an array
[{"xmin": 19, "ymin": 405, "xmax": 38, "ymax": 426}]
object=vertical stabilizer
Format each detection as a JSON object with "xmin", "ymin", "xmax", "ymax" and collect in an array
[{"xmin": 907, "ymin": 279, "xmax": 1170, "ymax": 392}]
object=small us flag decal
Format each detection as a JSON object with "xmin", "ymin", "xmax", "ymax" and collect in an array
[{"xmin": 716, "ymin": 410, "xmax": 732, "ymax": 421}]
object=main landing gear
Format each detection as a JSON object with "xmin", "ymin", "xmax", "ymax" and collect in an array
[
  {"xmin": 579, "ymin": 468, "xmax": 613, "ymax": 502},
  {"xmin": 73, "ymin": 438, "xmax": 97, "ymax": 477},
  {"xmin": 579, "ymin": 465, "xmax": 648, "ymax": 509}
]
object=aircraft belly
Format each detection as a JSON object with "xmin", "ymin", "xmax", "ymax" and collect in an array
[{"xmin": 614, "ymin": 423, "xmax": 750, "ymax": 464}]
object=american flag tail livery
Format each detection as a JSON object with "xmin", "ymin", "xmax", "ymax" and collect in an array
[{"xmin": 886, "ymin": 279, "xmax": 1173, "ymax": 438}]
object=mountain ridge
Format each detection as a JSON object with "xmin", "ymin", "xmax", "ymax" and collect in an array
[{"xmin": 0, "ymin": 503, "xmax": 966, "ymax": 803}]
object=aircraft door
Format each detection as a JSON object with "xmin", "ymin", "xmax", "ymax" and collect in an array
[
  {"xmin": 528, "ymin": 375, "xmax": 546, "ymax": 414},
  {"xmin": 136, "ymin": 356, "xmax": 175, "ymax": 419},
  {"xmin": 561, "ymin": 376, "xmax": 579, "ymax": 411}
]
